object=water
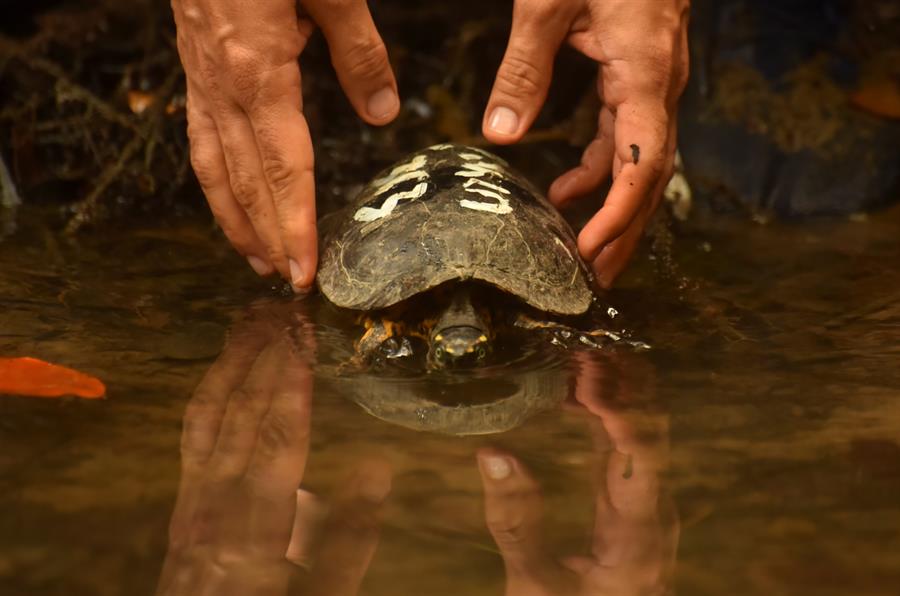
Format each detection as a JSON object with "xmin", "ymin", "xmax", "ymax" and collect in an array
[{"xmin": 1, "ymin": 201, "xmax": 899, "ymax": 596}]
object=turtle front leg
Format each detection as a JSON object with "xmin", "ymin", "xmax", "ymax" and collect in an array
[
  {"xmin": 353, "ymin": 316, "xmax": 416, "ymax": 365},
  {"xmin": 355, "ymin": 317, "xmax": 394, "ymax": 360}
]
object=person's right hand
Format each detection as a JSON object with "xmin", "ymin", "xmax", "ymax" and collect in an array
[{"xmin": 172, "ymin": 0, "xmax": 400, "ymax": 290}]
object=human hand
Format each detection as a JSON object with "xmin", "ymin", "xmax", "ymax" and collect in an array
[
  {"xmin": 483, "ymin": 0, "xmax": 689, "ymax": 288},
  {"xmin": 172, "ymin": 0, "xmax": 400, "ymax": 290},
  {"xmin": 157, "ymin": 304, "xmax": 391, "ymax": 596},
  {"xmin": 476, "ymin": 351, "xmax": 677, "ymax": 595}
]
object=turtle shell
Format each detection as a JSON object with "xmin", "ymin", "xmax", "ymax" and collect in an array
[{"xmin": 317, "ymin": 144, "xmax": 593, "ymax": 315}]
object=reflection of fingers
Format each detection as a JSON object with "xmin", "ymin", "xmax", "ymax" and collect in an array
[
  {"xmin": 309, "ymin": 459, "xmax": 392, "ymax": 596},
  {"xmin": 477, "ymin": 449, "xmax": 545, "ymax": 570},
  {"xmin": 548, "ymin": 105, "xmax": 615, "ymax": 207},
  {"xmin": 305, "ymin": 0, "xmax": 399, "ymax": 125},
  {"xmin": 245, "ymin": 334, "xmax": 314, "ymax": 548},
  {"xmin": 206, "ymin": 341, "xmax": 282, "ymax": 483},
  {"xmin": 245, "ymin": 65, "xmax": 318, "ymax": 290},
  {"xmin": 576, "ymin": 100, "xmax": 669, "ymax": 264},
  {"xmin": 215, "ymin": 103, "xmax": 290, "ymax": 278},
  {"xmin": 186, "ymin": 90, "xmax": 272, "ymax": 276},
  {"xmin": 483, "ymin": 0, "xmax": 576, "ymax": 142},
  {"xmin": 181, "ymin": 316, "xmax": 271, "ymax": 469},
  {"xmin": 478, "ymin": 449, "xmax": 577, "ymax": 595}
]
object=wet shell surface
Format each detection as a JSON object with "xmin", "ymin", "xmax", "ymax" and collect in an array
[{"xmin": 317, "ymin": 144, "xmax": 593, "ymax": 315}]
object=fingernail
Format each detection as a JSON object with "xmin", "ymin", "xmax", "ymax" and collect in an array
[
  {"xmin": 247, "ymin": 255, "xmax": 272, "ymax": 276},
  {"xmin": 289, "ymin": 258, "xmax": 306, "ymax": 289},
  {"xmin": 479, "ymin": 454, "xmax": 512, "ymax": 480},
  {"xmin": 488, "ymin": 106, "xmax": 519, "ymax": 136},
  {"xmin": 367, "ymin": 86, "xmax": 399, "ymax": 120}
]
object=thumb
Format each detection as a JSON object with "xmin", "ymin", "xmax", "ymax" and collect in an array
[{"xmin": 482, "ymin": 0, "xmax": 575, "ymax": 143}]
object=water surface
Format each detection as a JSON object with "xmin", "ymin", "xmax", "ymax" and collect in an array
[{"xmin": 1, "ymin": 202, "xmax": 899, "ymax": 595}]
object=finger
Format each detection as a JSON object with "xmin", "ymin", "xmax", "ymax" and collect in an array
[
  {"xmin": 477, "ymin": 449, "xmax": 577, "ymax": 594},
  {"xmin": 591, "ymin": 213, "xmax": 646, "ymax": 289},
  {"xmin": 180, "ymin": 316, "xmax": 272, "ymax": 470},
  {"xmin": 243, "ymin": 333, "xmax": 314, "ymax": 555},
  {"xmin": 592, "ymin": 118, "xmax": 677, "ymax": 288},
  {"xmin": 246, "ymin": 331, "xmax": 314, "ymax": 498},
  {"xmin": 548, "ymin": 104, "xmax": 616, "ymax": 207},
  {"xmin": 213, "ymin": 102, "xmax": 290, "ymax": 278},
  {"xmin": 206, "ymin": 339, "xmax": 283, "ymax": 483},
  {"xmin": 305, "ymin": 0, "xmax": 400, "ymax": 125},
  {"xmin": 476, "ymin": 449, "xmax": 545, "ymax": 570},
  {"xmin": 169, "ymin": 318, "xmax": 273, "ymax": 554},
  {"xmin": 576, "ymin": 100, "xmax": 669, "ymax": 264},
  {"xmin": 572, "ymin": 352, "xmax": 668, "ymax": 524},
  {"xmin": 245, "ymin": 63, "xmax": 319, "ymax": 290},
  {"xmin": 482, "ymin": 0, "xmax": 576, "ymax": 142},
  {"xmin": 309, "ymin": 459, "xmax": 393, "ymax": 596},
  {"xmin": 185, "ymin": 89, "xmax": 274, "ymax": 277}
]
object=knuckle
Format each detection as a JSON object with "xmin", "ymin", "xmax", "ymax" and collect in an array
[
  {"xmin": 186, "ymin": 127, "xmax": 223, "ymax": 189},
  {"xmin": 189, "ymin": 152, "xmax": 222, "ymax": 191},
  {"xmin": 229, "ymin": 386, "xmax": 262, "ymax": 409},
  {"xmin": 256, "ymin": 413, "xmax": 307, "ymax": 457},
  {"xmin": 487, "ymin": 518, "xmax": 530, "ymax": 547},
  {"xmin": 230, "ymin": 172, "xmax": 262, "ymax": 210},
  {"xmin": 341, "ymin": 37, "xmax": 391, "ymax": 80},
  {"xmin": 220, "ymin": 43, "xmax": 266, "ymax": 104},
  {"xmin": 261, "ymin": 154, "xmax": 296, "ymax": 197},
  {"xmin": 496, "ymin": 52, "xmax": 545, "ymax": 98}
]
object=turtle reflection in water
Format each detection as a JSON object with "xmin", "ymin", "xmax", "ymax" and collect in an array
[{"xmin": 317, "ymin": 143, "xmax": 625, "ymax": 370}]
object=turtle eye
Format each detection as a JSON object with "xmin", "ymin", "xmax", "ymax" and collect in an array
[
  {"xmin": 434, "ymin": 346, "xmax": 445, "ymax": 361},
  {"xmin": 476, "ymin": 346, "xmax": 487, "ymax": 360}
]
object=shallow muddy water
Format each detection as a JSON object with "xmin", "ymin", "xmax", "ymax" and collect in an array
[{"xmin": 1, "ymin": 198, "xmax": 899, "ymax": 596}]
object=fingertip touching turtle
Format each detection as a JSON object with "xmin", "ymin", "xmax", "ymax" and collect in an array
[{"xmin": 317, "ymin": 143, "xmax": 630, "ymax": 369}]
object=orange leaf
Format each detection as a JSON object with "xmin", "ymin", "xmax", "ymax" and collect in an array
[{"xmin": 0, "ymin": 357, "xmax": 106, "ymax": 399}]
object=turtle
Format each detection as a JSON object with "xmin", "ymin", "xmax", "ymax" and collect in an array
[{"xmin": 317, "ymin": 143, "xmax": 606, "ymax": 369}]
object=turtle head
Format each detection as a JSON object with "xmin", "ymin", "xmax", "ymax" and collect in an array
[{"xmin": 429, "ymin": 326, "xmax": 491, "ymax": 368}]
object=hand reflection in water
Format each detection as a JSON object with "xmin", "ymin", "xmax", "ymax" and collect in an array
[
  {"xmin": 156, "ymin": 304, "xmax": 391, "ymax": 596},
  {"xmin": 477, "ymin": 352, "xmax": 678, "ymax": 596}
]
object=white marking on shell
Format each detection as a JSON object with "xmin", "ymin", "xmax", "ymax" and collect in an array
[
  {"xmin": 372, "ymin": 169, "xmax": 428, "ymax": 196},
  {"xmin": 454, "ymin": 160, "xmax": 506, "ymax": 178},
  {"xmin": 353, "ymin": 182, "xmax": 429, "ymax": 222},
  {"xmin": 455, "ymin": 160, "xmax": 514, "ymax": 214},
  {"xmin": 553, "ymin": 236, "xmax": 575, "ymax": 260},
  {"xmin": 464, "ymin": 178, "xmax": 509, "ymax": 194},
  {"xmin": 429, "ymin": 143, "xmax": 456, "ymax": 151},
  {"xmin": 460, "ymin": 152, "xmax": 484, "ymax": 161},
  {"xmin": 459, "ymin": 198, "xmax": 512, "ymax": 214},
  {"xmin": 371, "ymin": 154, "xmax": 428, "ymax": 188}
]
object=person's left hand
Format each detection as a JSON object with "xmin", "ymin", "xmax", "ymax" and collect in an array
[{"xmin": 482, "ymin": 0, "xmax": 690, "ymax": 288}]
